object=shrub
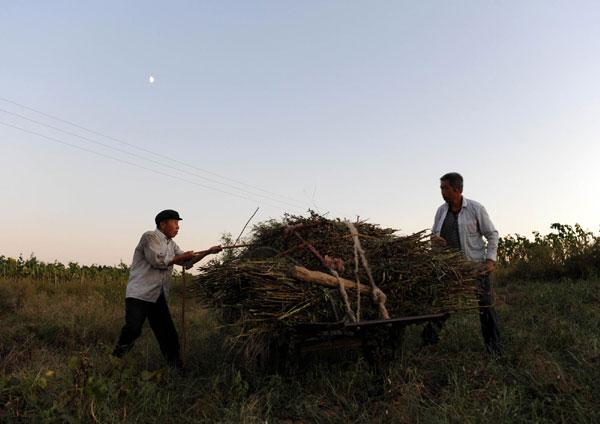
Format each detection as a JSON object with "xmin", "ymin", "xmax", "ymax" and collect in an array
[{"xmin": 497, "ymin": 223, "xmax": 600, "ymax": 281}]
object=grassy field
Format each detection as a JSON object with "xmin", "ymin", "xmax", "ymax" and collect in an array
[{"xmin": 1, "ymin": 273, "xmax": 599, "ymax": 423}]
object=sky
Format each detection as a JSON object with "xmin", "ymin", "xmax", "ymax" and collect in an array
[{"xmin": 1, "ymin": 1, "xmax": 599, "ymax": 266}]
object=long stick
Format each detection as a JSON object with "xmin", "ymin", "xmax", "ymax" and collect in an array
[
  {"xmin": 181, "ymin": 265, "xmax": 187, "ymax": 367},
  {"xmin": 222, "ymin": 243, "xmax": 254, "ymax": 249},
  {"xmin": 193, "ymin": 244, "xmax": 253, "ymax": 254},
  {"xmin": 234, "ymin": 206, "xmax": 259, "ymax": 246}
]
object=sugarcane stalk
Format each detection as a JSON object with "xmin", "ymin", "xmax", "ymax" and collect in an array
[{"xmin": 289, "ymin": 265, "xmax": 370, "ymax": 293}]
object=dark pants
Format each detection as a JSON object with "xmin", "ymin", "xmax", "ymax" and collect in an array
[
  {"xmin": 113, "ymin": 294, "xmax": 182, "ymax": 366},
  {"xmin": 477, "ymin": 274, "xmax": 501, "ymax": 353},
  {"xmin": 422, "ymin": 274, "xmax": 501, "ymax": 353}
]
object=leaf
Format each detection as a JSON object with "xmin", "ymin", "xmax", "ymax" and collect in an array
[
  {"xmin": 36, "ymin": 377, "xmax": 47, "ymax": 389},
  {"xmin": 8, "ymin": 376, "xmax": 21, "ymax": 387},
  {"xmin": 141, "ymin": 370, "xmax": 154, "ymax": 381},
  {"xmin": 68, "ymin": 356, "xmax": 79, "ymax": 370}
]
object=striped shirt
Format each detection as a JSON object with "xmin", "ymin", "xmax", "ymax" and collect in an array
[{"xmin": 440, "ymin": 210, "xmax": 461, "ymax": 250}]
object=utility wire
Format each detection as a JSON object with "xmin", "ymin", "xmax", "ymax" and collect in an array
[
  {"xmin": 0, "ymin": 120, "xmax": 306, "ymax": 213},
  {"xmin": 0, "ymin": 96, "xmax": 308, "ymax": 206},
  {"xmin": 0, "ymin": 96, "xmax": 355, "ymax": 219},
  {"xmin": 0, "ymin": 107, "xmax": 308, "ymax": 211}
]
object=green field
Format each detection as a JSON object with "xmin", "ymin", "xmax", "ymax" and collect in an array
[{"xmin": 1, "ymin": 270, "xmax": 599, "ymax": 423}]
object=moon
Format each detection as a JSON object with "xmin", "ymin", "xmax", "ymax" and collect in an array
[{"xmin": 149, "ymin": 76, "xmax": 155, "ymax": 84}]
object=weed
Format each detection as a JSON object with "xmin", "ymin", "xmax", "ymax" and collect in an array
[{"xmin": 1, "ymin": 240, "xmax": 600, "ymax": 422}]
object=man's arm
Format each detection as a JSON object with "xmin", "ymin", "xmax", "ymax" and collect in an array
[
  {"xmin": 179, "ymin": 245, "xmax": 222, "ymax": 269},
  {"xmin": 169, "ymin": 251, "xmax": 195, "ymax": 266},
  {"xmin": 191, "ymin": 245, "xmax": 222, "ymax": 265},
  {"xmin": 142, "ymin": 233, "xmax": 174, "ymax": 269},
  {"xmin": 478, "ymin": 205, "xmax": 499, "ymax": 273},
  {"xmin": 431, "ymin": 205, "xmax": 447, "ymax": 247}
]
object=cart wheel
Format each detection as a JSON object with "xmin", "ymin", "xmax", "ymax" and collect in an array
[
  {"xmin": 387, "ymin": 324, "xmax": 406, "ymax": 360},
  {"xmin": 421, "ymin": 317, "xmax": 446, "ymax": 348},
  {"xmin": 361, "ymin": 325, "xmax": 405, "ymax": 370},
  {"xmin": 361, "ymin": 330, "xmax": 384, "ymax": 371}
]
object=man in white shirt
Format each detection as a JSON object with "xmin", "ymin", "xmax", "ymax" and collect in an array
[
  {"xmin": 112, "ymin": 209, "xmax": 222, "ymax": 368},
  {"xmin": 429, "ymin": 172, "xmax": 501, "ymax": 354}
]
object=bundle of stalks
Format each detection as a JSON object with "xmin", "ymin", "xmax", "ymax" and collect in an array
[{"xmin": 191, "ymin": 212, "xmax": 481, "ymax": 359}]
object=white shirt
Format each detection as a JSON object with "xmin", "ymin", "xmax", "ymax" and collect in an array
[
  {"xmin": 125, "ymin": 229, "xmax": 184, "ymax": 302},
  {"xmin": 432, "ymin": 197, "xmax": 499, "ymax": 263}
]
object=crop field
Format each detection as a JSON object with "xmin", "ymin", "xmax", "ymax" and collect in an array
[
  {"xmin": 1, "ymin": 224, "xmax": 599, "ymax": 423},
  {"xmin": 1, "ymin": 274, "xmax": 598, "ymax": 422}
]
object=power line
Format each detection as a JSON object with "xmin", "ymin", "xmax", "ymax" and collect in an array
[
  {"xmin": 0, "ymin": 120, "xmax": 307, "ymax": 213},
  {"xmin": 0, "ymin": 96, "xmax": 355, "ymax": 219},
  {"xmin": 0, "ymin": 107, "xmax": 308, "ymax": 211},
  {"xmin": 0, "ymin": 96, "xmax": 309, "ymax": 207}
]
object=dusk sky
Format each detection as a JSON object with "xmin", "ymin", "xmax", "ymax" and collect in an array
[{"xmin": 2, "ymin": 1, "xmax": 599, "ymax": 266}]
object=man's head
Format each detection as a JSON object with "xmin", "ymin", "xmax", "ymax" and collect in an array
[
  {"xmin": 440, "ymin": 172, "xmax": 463, "ymax": 204},
  {"xmin": 155, "ymin": 210, "xmax": 183, "ymax": 239}
]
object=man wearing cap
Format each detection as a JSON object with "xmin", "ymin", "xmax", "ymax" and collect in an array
[{"xmin": 112, "ymin": 209, "xmax": 222, "ymax": 368}]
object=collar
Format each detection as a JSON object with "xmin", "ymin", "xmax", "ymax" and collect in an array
[
  {"xmin": 461, "ymin": 196, "xmax": 469, "ymax": 209},
  {"xmin": 446, "ymin": 196, "xmax": 468, "ymax": 211},
  {"xmin": 154, "ymin": 228, "xmax": 171, "ymax": 242}
]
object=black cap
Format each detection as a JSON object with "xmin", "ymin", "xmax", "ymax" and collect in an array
[{"xmin": 155, "ymin": 209, "xmax": 183, "ymax": 226}]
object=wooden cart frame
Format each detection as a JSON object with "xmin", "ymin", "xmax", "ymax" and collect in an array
[{"xmin": 259, "ymin": 312, "xmax": 451, "ymax": 372}]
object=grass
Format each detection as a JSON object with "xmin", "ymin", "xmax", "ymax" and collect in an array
[{"xmin": 1, "ymin": 274, "xmax": 599, "ymax": 423}]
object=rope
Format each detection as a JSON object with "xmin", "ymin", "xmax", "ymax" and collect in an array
[
  {"xmin": 287, "ymin": 225, "xmax": 357, "ymax": 323},
  {"xmin": 346, "ymin": 221, "xmax": 390, "ymax": 320},
  {"xmin": 286, "ymin": 222, "xmax": 391, "ymax": 322},
  {"xmin": 331, "ymin": 269, "xmax": 357, "ymax": 323}
]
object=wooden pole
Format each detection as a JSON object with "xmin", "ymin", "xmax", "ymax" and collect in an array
[
  {"xmin": 181, "ymin": 265, "xmax": 187, "ymax": 367},
  {"xmin": 193, "ymin": 244, "xmax": 253, "ymax": 255},
  {"xmin": 289, "ymin": 265, "xmax": 371, "ymax": 293}
]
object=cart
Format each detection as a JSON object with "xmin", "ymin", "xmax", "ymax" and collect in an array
[{"xmin": 257, "ymin": 311, "xmax": 451, "ymax": 372}]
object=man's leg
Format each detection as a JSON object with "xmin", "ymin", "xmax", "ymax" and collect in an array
[
  {"xmin": 147, "ymin": 294, "xmax": 182, "ymax": 367},
  {"xmin": 477, "ymin": 275, "xmax": 501, "ymax": 354},
  {"xmin": 113, "ymin": 298, "xmax": 148, "ymax": 357}
]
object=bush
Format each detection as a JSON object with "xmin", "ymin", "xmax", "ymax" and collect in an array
[{"xmin": 497, "ymin": 223, "xmax": 600, "ymax": 281}]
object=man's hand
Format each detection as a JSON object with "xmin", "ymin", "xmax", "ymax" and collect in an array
[
  {"xmin": 207, "ymin": 245, "xmax": 222, "ymax": 255},
  {"xmin": 182, "ymin": 245, "xmax": 223, "ymax": 267},
  {"xmin": 432, "ymin": 237, "xmax": 447, "ymax": 247},
  {"xmin": 481, "ymin": 259, "xmax": 495, "ymax": 275}
]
